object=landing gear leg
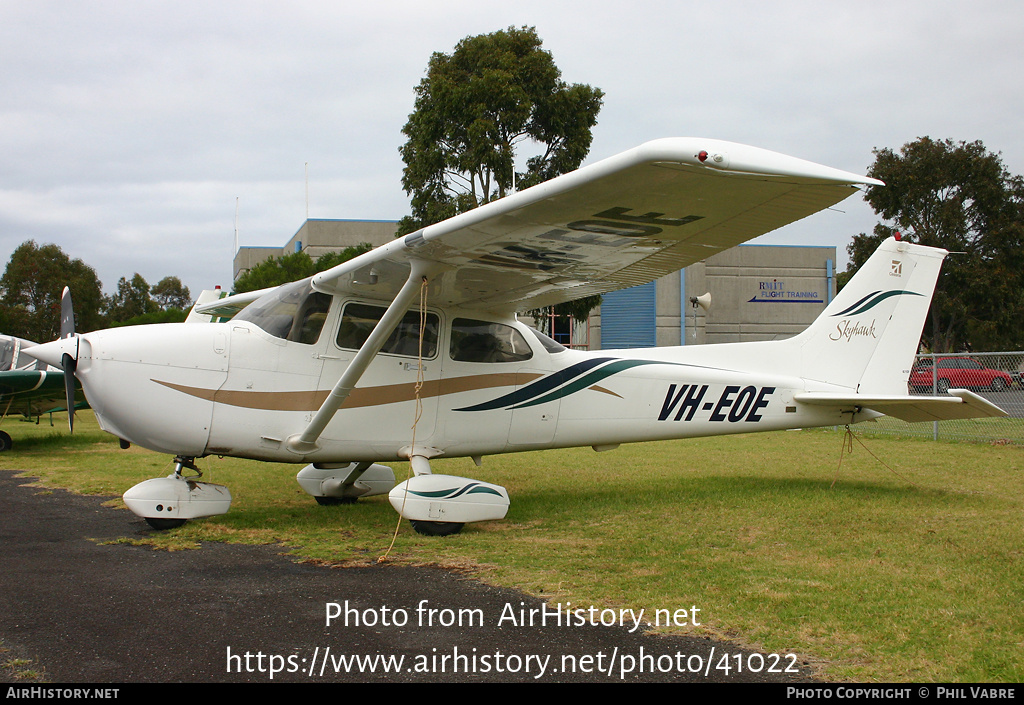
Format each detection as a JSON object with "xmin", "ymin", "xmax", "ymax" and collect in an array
[{"xmin": 172, "ymin": 455, "xmax": 202, "ymax": 480}]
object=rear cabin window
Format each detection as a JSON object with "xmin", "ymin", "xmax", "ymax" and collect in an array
[
  {"xmin": 450, "ymin": 319, "xmax": 533, "ymax": 363},
  {"xmin": 336, "ymin": 303, "xmax": 439, "ymax": 358},
  {"xmin": 527, "ymin": 326, "xmax": 567, "ymax": 354},
  {"xmin": 234, "ymin": 279, "xmax": 332, "ymax": 345}
]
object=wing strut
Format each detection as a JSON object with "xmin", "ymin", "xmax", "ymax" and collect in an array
[{"xmin": 285, "ymin": 260, "xmax": 436, "ymax": 456}]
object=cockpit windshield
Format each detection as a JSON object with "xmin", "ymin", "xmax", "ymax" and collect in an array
[
  {"xmin": 233, "ymin": 279, "xmax": 332, "ymax": 345},
  {"xmin": 0, "ymin": 337, "xmax": 46, "ymax": 371}
]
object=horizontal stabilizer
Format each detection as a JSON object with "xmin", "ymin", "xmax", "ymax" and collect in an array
[{"xmin": 794, "ymin": 389, "xmax": 1007, "ymax": 423}]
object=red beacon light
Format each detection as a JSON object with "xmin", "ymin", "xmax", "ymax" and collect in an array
[{"xmin": 697, "ymin": 150, "xmax": 709, "ymax": 163}]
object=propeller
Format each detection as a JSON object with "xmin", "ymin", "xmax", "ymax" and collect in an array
[{"xmin": 59, "ymin": 286, "xmax": 79, "ymax": 433}]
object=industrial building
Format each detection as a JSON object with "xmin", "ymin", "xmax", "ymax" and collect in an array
[{"xmin": 234, "ymin": 219, "xmax": 836, "ymax": 350}]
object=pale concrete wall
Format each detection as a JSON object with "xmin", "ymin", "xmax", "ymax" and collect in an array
[
  {"xmin": 232, "ymin": 247, "xmax": 281, "ymax": 280},
  {"xmin": 591, "ymin": 244, "xmax": 836, "ymax": 349},
  {"xmin": 284, "ymin": 219, "xmax": 397, "ymax": 259},
  {"xmin": 234, "ymin": 219, "xmax": 398, "ymax": 281},
  {"xmin": 687, "ymin": 245, "xmax": 835, "ymax": 344}
]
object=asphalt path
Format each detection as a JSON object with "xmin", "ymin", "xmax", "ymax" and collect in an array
[{"xmin": 0, "ymin": 469, "xmax": 813, "ymax": 684}]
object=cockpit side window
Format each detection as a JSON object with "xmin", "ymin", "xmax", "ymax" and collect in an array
[
  {"xmin": 0, "ymin": 339, "xmax": 14, "ymax": 371},
  {"xmin": 450, "ymin": 319, "xmax": 533, "ymax": 363},
  {"xmin": 234, "ymin": 279, "xmax": 332, "ymax": 345},
  {"xmin": 336, "ymin": 302, "xmax": 439, "ymax": 358}
]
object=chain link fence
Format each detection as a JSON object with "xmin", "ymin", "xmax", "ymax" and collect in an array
[{"xmin": 856, "ymin": 351, "xmax": 1024, "ymax": 445}]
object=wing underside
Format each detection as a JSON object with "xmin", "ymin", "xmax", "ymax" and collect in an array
[
  {"xmin": 305, "ymin": 138, "xmax": 880, "ymax": 314},
  {"xmin": 0, "ymin": 369, "xmax": 87, "ymax": 416}
]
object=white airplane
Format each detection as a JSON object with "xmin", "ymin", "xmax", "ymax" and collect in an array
[
  {"xmin": 25, "ymin": 138, "xmax": 1006, "ymax": 534},
  {"xmin": 0, "ymin": 334, "xmax": 89, "ymax": 451}
]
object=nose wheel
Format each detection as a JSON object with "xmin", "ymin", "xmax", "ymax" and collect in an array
[
  {"xmin": 142, "ymin": 456, "xmax": 201, "ymax": 530},
  {"xmin": 124, "ymin": 455, "xmax": 232, "ymax": 530},
  {"xmin": 145, "ymin": 517, "xmax": 187, "ymax": 530}
]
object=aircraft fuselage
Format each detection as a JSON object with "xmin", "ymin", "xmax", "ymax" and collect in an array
[{"xmin": 73, "ymin": 297, "xmax": 858, "ymax": 465}]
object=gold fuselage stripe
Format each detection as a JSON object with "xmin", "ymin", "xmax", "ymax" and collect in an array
[{"xmin": 153, "ymin": 372, "xmax": 545, "ymax": 412}]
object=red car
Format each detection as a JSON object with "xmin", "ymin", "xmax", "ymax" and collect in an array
[{"xmin": 909, "ymin": 357, "xmax": 1013, "ymax": 393}]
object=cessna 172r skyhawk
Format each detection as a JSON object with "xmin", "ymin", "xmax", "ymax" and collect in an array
[{"xmin": 25, "ymin": 138, "xmax": 1005, "ymax": 534}]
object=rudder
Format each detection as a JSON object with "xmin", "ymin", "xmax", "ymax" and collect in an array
[{"xmin": 793, "ymin": 237, "xmax": 947, "ymax": 393}]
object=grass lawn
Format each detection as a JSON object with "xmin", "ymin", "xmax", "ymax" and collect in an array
[{"xmin": 2, "ymin": 412, "xmax": 1022, "ymax": 682}]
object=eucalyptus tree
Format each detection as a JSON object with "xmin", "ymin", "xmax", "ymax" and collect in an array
[
  {"xmin": 843, "ymin": 137, "xmax": 1024, "ymax": 351},
  {"xmin": 398, "ymin": 26, "xmax": 604, "ymax": 236},
  {"xmin": 398, "ymin": 26, "xmax": 605, "ymax": 322},
  {"xmin": 0, "ymin": 240, "xmax": 104, "ymax": 340}
]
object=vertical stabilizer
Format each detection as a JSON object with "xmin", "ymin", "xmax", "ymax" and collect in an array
[
  {"xmin": 185, "ymin": 288, "xmax": 228, "ymax": 324},
  {"xmin": 793, "ymin": 238, "xmax": 947, "ymax": 393}
]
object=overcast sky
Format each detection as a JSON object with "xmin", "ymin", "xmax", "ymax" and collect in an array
[{"xmin": 3, "ymin": 0, "xmax": 1023, "ymax": 301}]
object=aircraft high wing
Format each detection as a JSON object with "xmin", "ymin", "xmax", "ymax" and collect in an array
[
  {"xmin": 204, "ymin": 138, "xmax": 886, "ymax": 317},
  {"xmin": 24, "ymin": 138, "xmax": 1007, "ymax": 534}
]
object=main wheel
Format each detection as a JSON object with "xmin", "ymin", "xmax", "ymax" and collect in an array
[
  {"xmin": 314, "ymin": 495, "xmax": 357, "ymax": 505},
  {"xmin": 410, "ymin": 520, "xmax": 464, "ymax": 536},
  {"xmin": 145, "ymin": 517, "xmax": 187, "ymax": 530},
  {"xmin": 0, "ymin": 430, "xmax": 11, "ymax": 452}
]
